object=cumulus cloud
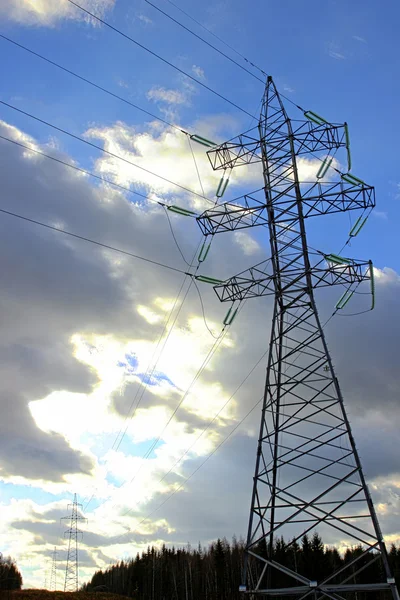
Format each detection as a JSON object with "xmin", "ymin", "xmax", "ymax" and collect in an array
[
  {"xmin": 83, "ymin": 117, "xmax": 265, "ymax": 209},
  {"xmin": 147, "ymin": 87, "xmax": 188, "ymax": 106},
  {"xmin": 0, "ymin": 0, "xmax": 115, "ymax": 27},
  {"xmin": 192, "ymin": 65, "xmax": 205, "ymax": 80}
]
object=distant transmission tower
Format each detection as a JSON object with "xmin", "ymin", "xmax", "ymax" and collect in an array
[
  {"xmin": 62, "ymin": 493, "xmax": 87, "ymax": 592},
  {"xmin": 49, "ymin": 547, "xmax": 58, "ymax": 591},
  {"xmin": 196, "ymin": 76, "xmax": 399, "ymax": 599},
  {"xmin": 43, "ymin": 562, "xmax": 49, "ymax": 590}
]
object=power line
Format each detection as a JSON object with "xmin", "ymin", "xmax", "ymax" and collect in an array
[
  {"xmin": 160, "ymin": 0, "xmax": 267, "ymax": 78},
  {"xmin": 116, "ymin": 325, "xmax": 229, "ymax": 508},
  {"xmin": 106, "ymin": 394, "xmax": 263, "ymax": 547},
  {"xmin": 0, "ymin": 100, "xmax": 214, "ymax": 203},
  {"xmin": 0, "ymin": 134, "xmax": 163, "ymax": 206},
  {"xmin": 0, "ymin": 207, "xmax": 190, "ymax": 275},
  {"xmin": 0, "ymin": 133, "xmax": 265, "ymax": 214},
  {"xmin": 0, "ymin": 200, "xmax": 229, "ymax": 518},
  {"xmin": 84, "ymin": 148, "xmax": 213, "ymax": 508},
  {"xmin": 84, "ymin": 126, "xmax": 224, "ymax": 510},
  {"xmin": 116, "ymin": 299, "xmax": 248, "ymax": 518},
  {"xmin": 157, "ymin": 340, "xmax": 266, "ymax": 487},
  {"xmin": 105, "ymin": 136, "xmax": 217, "ymax": 462},
  {"xmin": 143, "ymin": 0, "xmax": 265, "ymax": 85},
  {"xmin": 84, "ymin": 268, "xmax": 204, "ymax": 512},
  {"xmin": 87, "ymin": 291, "xmax": 230, "ymax": 515},
  {"xmin": 65, "ymin": 0, "xmax": 256, "ymax": 119},
  {"xmin": 163, "ymin": 205, "xmax": 191, "ymax": 266},
  {"xmin": 192, "ymin": 279, "xmax": 221, "ymax": 339},
  {"xmin": 0, "ymin": 34, "xmax": 187, "ymax": 135},
  {"xmin": 187, "ymin": 135, "xmax": 206, "ymax": 200},
  {"xmin": 83, "ymin": 273, "xmax": 194, "ymax": 511}
]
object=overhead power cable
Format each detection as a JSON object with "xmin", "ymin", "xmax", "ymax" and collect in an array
[
  {"xmin": 156, "ymin": 344, "xmax": 267, "ymax": 487},
  {"xmin": 86, "ymin": 131, "xmax": 225, "ymax": 508},
  {"xmin": 192, "ymin": 279, "xmax": 220, "ymax": 339},
  {"xmin": 0, "ymin": 134, "xmax": 163, "ymax": 206},
  {"xmin": 105, "ymin": 394, "xmax": 263, "ymax": 547},
  {"xmin": 83, "ymin": 273, "xmax": 194, "ymax": 511},
  {"xmin": 84, "ymin": 137, "xmax": 214, "ymax": 510},
  {"xmin": 0, "ymin": 134, "xmax": 263, "ymax": 213},
  {"xmin": 65, "ymin": 0, "xmax": 256, "ymax": 119},
  {"xmin": 0, "ymin": 34, "xmax": 187, "ymax": 135},
  {"xmin": 143, "ymin": 0, "xmax": 265, "ymax": 84},
  {"xmin": 0, "ymin": 100, "xmax": 214, "ymax": 204},
  {"xmin": 0, "ymin": 207, "xmax": 190, "ymax": 275},
  {"xmin": 115, "ymin": 325, "xmax": 229, "ymax": 505},
  {"xmin": 160, "ymin": 0, "xmax": 267, "ymax": 78}
]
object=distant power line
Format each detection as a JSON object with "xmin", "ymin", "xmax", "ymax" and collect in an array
[
  {"xmin": 0, "ymin": 100, "xmax": 214, "ymax": 203},
  {"xmin": 0, "ymin": 207, "xmax": 190, "ymax": 275},
  {"xmin": 160, "ymin": 0, "xmax": 268, "ymax": 78},
  {"xmin": 143, "ymin": 0, "xmax": 265, "ymax": 84},
  {"xmin": 0, "ymin": 34, "xmax": 187, "ymax": 135},
  {"xmin": 65, "ymin": 0, "xmax": 257, "ymax": 119}
]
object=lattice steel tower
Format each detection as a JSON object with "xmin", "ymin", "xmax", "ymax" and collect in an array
[
  {"xmin": 196, "ymin": 77, "xmax": 398, "ymax": 599},
  {"xmin": 49, "ymin": 546, "xmax": 58, "ymax": 591},
  {"xmin": 62, "ymin": 493, "xmax": 87, "ymax": 592}
]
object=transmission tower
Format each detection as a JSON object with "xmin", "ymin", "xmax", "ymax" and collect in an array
[
  {"xmin": 196, "ymin": 76, "xmax": 398, "ymax": 599},
  {"xmin": 49, "ymin": 547, "xmax": 58, "ymax": 591},
  {"xmin": 43, "ymin": 562, "xmax": 49, "ymax": 590},
  {"xmin": 61, "ymin": 493, "xmax": 87, "ymax": 592}
]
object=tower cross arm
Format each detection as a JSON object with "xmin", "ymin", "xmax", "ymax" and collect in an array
[
  {"xmin": 207, "ymin": 131, "xmax": 262, "ymax": 171},
  {"xmin": 197, "ymin": 190, "xmax": 268, "ymax": 235},
  {"xmin": 312, "ymin": 257, "xmax": 372, "ymax": 289},
  {"xmin": 212, "ymin": 260, "xmax": 274, "ymax": 302},
  {"xmin": 211, "ymin": 257, "xmax": 371, "ymax": 304},
  {"xmin": 290, "ymin": 120, "xmax": 347, "ymax": 155},
  {"xmin": 302, "ymin": 182, "xmax": 375, "ymax": 218}
]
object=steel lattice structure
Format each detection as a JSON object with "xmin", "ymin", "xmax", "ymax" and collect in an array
[
  {"xmin": 197, "ymin": 76, "xmax": 399, "ymax": 600},
  {"xmin": 62, "ymin": 493, "xmax": 87, "ymax": 592},
  {"xmin": 49, "ymin": 546, "xmax": 58, "ymax": 591}
]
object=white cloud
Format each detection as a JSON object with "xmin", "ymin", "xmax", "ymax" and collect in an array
[
  {"xmin": 328, "ymin": 43, "xmax": 346, "ymax": 60},
  {"xmin": 84, "ymin": 118, "xmax": 264, "ymax": 209},
  {"xmin": 329, "ymin": 51, "xmax": 346, "ymax": 60},
  {"xmin": 353, "ymin": 35, "xmax": 367, "ymax": 43},
  {"xmin": 234, "ymin": 232, "xmax": 261, "ymax": 256},
  {"xmin": 117, "ymin": 79, "xmax": 130, "ymax": 89},
  {"xmin": 0, "ymin": 0, "xmax": 115, "ymax": 27},
  {"xmin": 192, "ymin": 65, "xmax": 205, "ymax": 80},
  {"xmin": 137, "ymin": 13, "xmax": 153, "ymax": 25},
  {"xmin": 147, "ymin": 86, "xmax": 188, "ymax": 106}
]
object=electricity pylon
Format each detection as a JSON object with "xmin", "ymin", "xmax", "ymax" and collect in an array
[
  {"xmin": 62, "ymin": 493, "xmax": 87, "ymax": 592},
  {"xmin": 197, "ymin": 76, "xmax": 398, "ymax": 599},
  {"xmin": 49, "ymin": 547, "xmax": 58, "ymax": 591}
]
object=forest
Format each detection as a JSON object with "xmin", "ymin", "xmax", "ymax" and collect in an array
[
  {"xmin": 82, "ymin": 534, "xmax": 400, "ymax": 600},
  {"xmin": 0, "ymin": 554, "xmax": 22, "ymax": 590}
]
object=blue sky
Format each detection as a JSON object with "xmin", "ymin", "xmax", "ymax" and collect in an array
[
  {"xmin": 1, "ymin": 0, "xmax": 400, "ymax": 590},
  {"xmin": 1, "ymin": 0, "xmax": 399, "ymax": 267}
]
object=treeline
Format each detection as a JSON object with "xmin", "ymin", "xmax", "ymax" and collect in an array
[
  {"xmin": 83, "ymin": 534, "xmax": 400, "ymax": 600},
  {"xmin": 0, "ymin": 554, "xmax": 22, "ymax": 590}
]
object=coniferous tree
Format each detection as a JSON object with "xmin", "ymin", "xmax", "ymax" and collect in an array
[{"xmin": 81, "ymin": 535, "xmax": 400, "ymax": 600}]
